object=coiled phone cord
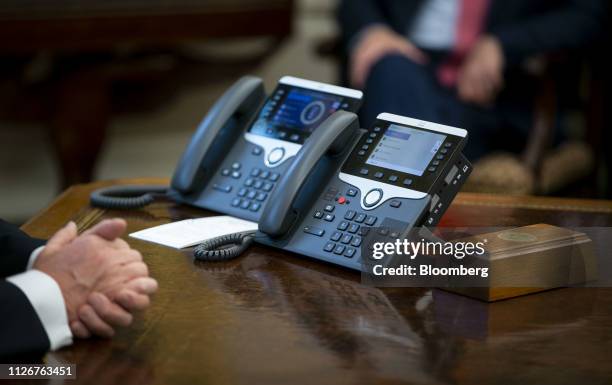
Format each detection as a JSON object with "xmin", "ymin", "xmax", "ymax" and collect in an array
[
  {"xmin": 90, "ymin": 186, "xmax": 258, "ymax": 262},
  {"xmin": 193, "ymin": 232, "xmax": 257, "ymax": 261},
  {"xmin": 90, "ymin": 185, "xmax": 169, "ymax": 209}
]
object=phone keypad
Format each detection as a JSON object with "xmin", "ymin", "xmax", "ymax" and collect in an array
[
  {"xmin": 224, "ymin": 165, "xmax": 280, "ymax": 212},
  {"xmin": 309, "ymin": 204, "xmax": 380, "ymax": 259}
]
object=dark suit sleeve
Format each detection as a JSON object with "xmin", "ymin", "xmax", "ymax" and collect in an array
[
  {"xmin": 0, "ymin": 220, "xmax": 46, "ymax": 278},
  {"xmin": 491, "ymin": 0, "xmax": 606, "ymax": 66},
  {"xmin": 336, "ymin": 0, "xmax": 388, "ymax": 50},
  {"xmin": 0, "ymin": 280, "xmax": 50, "ymax": 360}
]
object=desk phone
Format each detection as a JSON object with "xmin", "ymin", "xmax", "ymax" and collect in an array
[
  {"xmin": 256, "ymin": 112, "xmax": 471, "ymax": 271},
  {"xmin": 90, "ymin": 75, "xmax": 471, "ymax": 271},
  {"xmin": 172, "ymin": 76, "xmax": 362, "ymax": 222},
  {"xmin": 91, "ymin": 76, "xmax": 362, "ymax": 223}
]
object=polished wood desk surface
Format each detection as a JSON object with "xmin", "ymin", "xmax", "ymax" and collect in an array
[{"xmin": 19, "ymin": 178, "xmax": 612, "ymax": 385}]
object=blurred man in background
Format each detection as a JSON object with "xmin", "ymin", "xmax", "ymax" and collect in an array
[
  {"xmin": 1, "ymin": 218, "xmax": 157, "ymax": 359},
  {"xmin": 337, "ymin": 0, "xmax": 605, "ymax": 160}
]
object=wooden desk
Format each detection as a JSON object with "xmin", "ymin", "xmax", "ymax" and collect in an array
[{"xmin": 19, "ymin": 179, "xmax": 612, "ymax": 385}]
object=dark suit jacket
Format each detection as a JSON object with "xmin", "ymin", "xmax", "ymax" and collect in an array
[
  {"xmin": 337, "ymin": 0, "xmax": 606, "ymax": 67},
  {"xmin": 0, "ymin": 219, "xmax": 50, "ymax": 360}
]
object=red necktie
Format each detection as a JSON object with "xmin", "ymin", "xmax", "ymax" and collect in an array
[{"xmin": 437, "ymin": 0, "xmax": 490, "ymax": 88}]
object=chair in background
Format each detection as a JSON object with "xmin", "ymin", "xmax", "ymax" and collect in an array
[{"xmin": 315, "ymin": 39, "xmax": 607, "ymax": 198}]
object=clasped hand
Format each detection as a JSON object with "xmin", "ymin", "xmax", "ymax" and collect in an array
[
  {"xmin": 350, "ymin": 26, "xmax": 505, "ymax": 106},
  {"xmin": 34, "ymin": 219, "xmax": 158, "ymax": 338}
]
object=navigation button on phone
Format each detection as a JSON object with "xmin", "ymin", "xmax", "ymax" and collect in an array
[
  {"xmin": 363, "ymin": 189, "xmax": 383, "ymax": 208},
  {"xmin": 268, "ymin": 147, "xmax": 285, "ymax": 165}
]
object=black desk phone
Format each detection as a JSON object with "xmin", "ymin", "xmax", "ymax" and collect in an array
[
  {"xmin": 91, "ymin": 76, "xmax": 363, "ymax": 222},
  {"xmin": 253, "ymin": 112, "xmax": 471, "ymax": 270},
  {"xmin": 91, "ymin": 76, "xmax": 471, "ymax": 271}
]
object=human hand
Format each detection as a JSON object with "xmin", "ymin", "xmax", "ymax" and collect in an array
[
  {"xmin": 34, "ymin": 219, "xmax": 156, "ymax": 338},
  {"xmin": 350, "ymin": 25, "xmax": 428, "ymax": 88},
  {"xmin": 457, "ymin": 35, "xmax": 505, "ymax": 106},
  {"xmin": 70, "ymin": 279, "xmax": 158, "ymax": 339}
]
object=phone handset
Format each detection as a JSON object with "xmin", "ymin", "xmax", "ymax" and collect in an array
[
  {"xmin": 90, "ymin": 76, "xmax": 265, "ymax": 209},
  {"xmin": 258, "ymin": 111, "xmax": 360, "ymax": 238},
  {"xmin": 171, "ymin": 76, "xmax": 265, "ymax": 194},
  {"xmin": 193, "ymin": 111, "xmax": 360, "ymax": 261}
]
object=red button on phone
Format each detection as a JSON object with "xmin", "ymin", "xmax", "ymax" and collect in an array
[{"xmin": 337, "ymin": 196, "xmax": 346, "ymax": 204}]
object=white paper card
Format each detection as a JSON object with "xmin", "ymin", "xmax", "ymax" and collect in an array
[{"xmin": 129, "ymin": 216, "xmax": 258, "ymax": 249}]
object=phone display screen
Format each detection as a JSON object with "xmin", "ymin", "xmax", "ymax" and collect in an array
[
  {"xmin": 365, "ymin": 124, "xmax": 446, "ymax": 176},
  {"xmin": 249, "ymin": 84, "xmax": 360, "ymax": 144}
]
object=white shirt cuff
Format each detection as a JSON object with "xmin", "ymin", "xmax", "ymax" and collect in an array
[
  {"xmin": 7, "ymin": 270, "xmax": 73, "ymax": 351},
  {"xmin": 27, "ymin": 245, "xmax": 45, "ymax": 270}
]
